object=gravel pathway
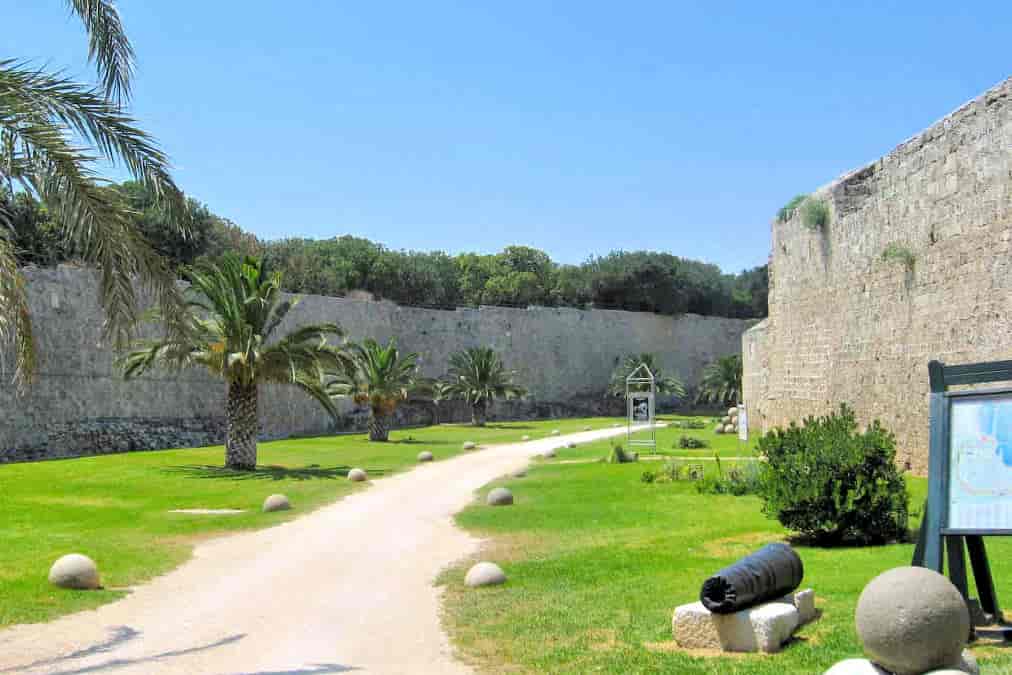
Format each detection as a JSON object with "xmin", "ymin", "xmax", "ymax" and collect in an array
[{"xmin": 0, "ymin": 426, "xmax": 634, "ymax": 675}]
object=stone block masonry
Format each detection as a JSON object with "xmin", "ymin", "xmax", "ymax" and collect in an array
[
  {"xmin": 0, "ymin": 266, "xmax": 752, "ymax": 463},
  {"xmin": 743, "ymin": 76, "xmax": 1012, "ymax": 475}
]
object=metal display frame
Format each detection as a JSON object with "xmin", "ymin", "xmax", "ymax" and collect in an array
[
  {"xmin": 626, "ymin": 363, "xmax": 656, "ymax": 450},
  {"xmin": 913, "ymin": 359, "xmax": 1012, "ymax": 631}
]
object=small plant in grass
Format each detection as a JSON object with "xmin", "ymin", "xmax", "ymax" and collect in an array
[
  {"xmin": 607, "ymin": 442, "xmax": 638, "ymax": 464},
  {"xmin": 776, "ymin": 194, "xmax": 808, "ymax": 223},
  {"xmin": 677, "ymin": 435, "xmax": 708, "ymax": 449},
  {"xmin": 644, "ymin": 459, "xmax": 704, "ymax": 483},
  {"xmin": 676, "ymin": 419, "xmax": 706, "ymax": 429},
  {"xmin": 882, "ymin": 242, "xmax": 916, "ymax": 270},
  {"xmin": 756, "ymin": 404, "xmax": 908, "ymax": 546},
  {"xmin": 800, "ymin": 196, "xmax": 831, "ymax": 231},
  {"xmin": 695, "ymin": 454, "xmax": 761, "ymax": 495}
]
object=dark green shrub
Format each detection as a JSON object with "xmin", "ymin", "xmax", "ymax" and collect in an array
[
  {"xmin": 641, "ymin": 470, "xmax": 657, "ymax": 483},
  {"xmin": 800, "ymin": 197, "xmax": 830, "ymax": 231},
  {"xmin": 756, "ymin": 405, "xmax": 908, "ymax": 546},
  {"xmin": 607, "ymin": 442, "xmax": 638, "ymax": 464},
  {"xmin": 677, "ymin": 435, "xmax": 708, "ymax": 449}
]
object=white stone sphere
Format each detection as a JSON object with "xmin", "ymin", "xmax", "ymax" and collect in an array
[
  {"xmin": 49, "ymin": 554, "xmax": 100, "ymax": 590},
  {"xmin": 856, "ymin": 567, "xmax": 969, "ymax": 675},
  {"xmin": 348, "ymin": 467, "xmax": 367, "ymax": 482},
  {"xmin": 417, "ymin": 450, "xmax": 434, "ymax": 462},
  {"xmin": 465, "ymin": 561, "xmax": 506, "ymax": 587},
  {"xmin": 487, "ymin": 487, "xmax": 514, "ymax": 506},
  {"xmin": 463, "ymin": 441, "xmax": 477, "ymax": 450},
  {"xmin": 262, "ymin": 494, "xmax": 291, "ymax": 512}
]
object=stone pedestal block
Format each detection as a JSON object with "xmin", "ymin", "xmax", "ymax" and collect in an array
[{"xmin": 672, "ymin": 599, "xmax": 799, "ymax": 653}]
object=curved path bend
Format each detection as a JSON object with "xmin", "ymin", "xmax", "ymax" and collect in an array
[{"xmin": 0, "ymin": 426, "xmax": 634, "ymax": 675}]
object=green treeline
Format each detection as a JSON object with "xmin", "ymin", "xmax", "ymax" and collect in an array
[{"xmin": 4, "ymin": 181, "xmax": 767, "ymax": 319}]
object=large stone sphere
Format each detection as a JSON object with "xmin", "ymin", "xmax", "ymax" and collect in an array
[
  {"xmin": 583, "ymin": 425, "xmax": 592, "ymax": 431},
  {"xmin": 465, "ymin": 561, "xmax": 506, "ymax": 587},
  {"xmin": 543, "ymin": 448, "xmax": 556, "ymax": 458},
  {"xmin": 728, "ymin": 407, "xmax": 738, "ymax": 417},
  {"xmin": 348, "ymin": 467, "xmax": 367, "ymax": 482},
  {"xmin": 521, "ymin": 435, "xmax": 531, "ymax": 441},
  {"xmin": 417, "ymin": 450, "xmax": 434, "ymax": 462},
  {"xmin": 487, "ymin": 487, "xmax": 514, "ymax": 506},
  {"xmin": 566, "ymin": 441, "xmax": 577, "ymax": 449},
  {"xmin": 823, "ymin": 659, "xmax": 888, "ymax": 674},
  {"xmin": 550, "ymin": 429, "xmax": 561, "ymax": 436},
  {"xmin": 49, "ymin": 553, "xmax": 100, "ymax": 590},
  {"xmin": 510, "ymin": 468, "xmax": 527, "ymax": 478},
  {"xmin": 262, "ymin": 494, "xmax": 291, "ymax": 512},
  {"xmin": 855, "ymin": 567, "xmax": 969, "ymax": 675},
  {"xmin": 462, "ymin": 441, "xmax": 477, "ymax": 450}
]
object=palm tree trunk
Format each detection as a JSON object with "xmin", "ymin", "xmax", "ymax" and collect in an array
[
  {"xmin": 225, "ymin": 381, "xmax": 258, "ymax": 470},
  {"xmin": 368, "ymin": 411, "xmax": 390, "ymax": 441},
  {"xmin": 471, "ymin": 402, "xmax": 487, "ymax": 427}
]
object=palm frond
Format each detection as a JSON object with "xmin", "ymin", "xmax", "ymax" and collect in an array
[
  {"xmin": 0, "ymin": 236, "xmax": 36, "ymax": 387},
  {"xmin": 65, "ymin": 0, "xmax": 135, "ymax": 102}
]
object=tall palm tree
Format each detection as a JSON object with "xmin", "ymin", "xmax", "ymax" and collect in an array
[
  {"xmin": 120, "ymin": 255, "xmax": 347, "ymax": 470},
  {"xmin": 607, "ymin": 353, "xmax": 686, "ymax": 399},
  {"xmin": 327, "ymin": 338, "xmax": 431, "ymax": 442},
  {"xmin": 2, "ymin": 1, "xmax": 186, "ymax": 387},
  {"xmin": 696, "ymin": 354, "xmax": 743, "ymax": 407},
  {"xmin": 444, "ymin": 346, "xmax": 526, "ymax": 427}
]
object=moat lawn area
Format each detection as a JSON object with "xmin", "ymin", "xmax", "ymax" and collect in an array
[
  {"xmin": 440, "ymin": 420, "xmax": 1012, "ymax": 674},
  {"xmin": 0, "ymin": 417, "xmax": 614, "ymax": 627}
]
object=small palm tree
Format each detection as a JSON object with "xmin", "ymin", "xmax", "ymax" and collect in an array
[
  {"xmin": 444, "ymin": 347, "xmax": 526, "ymax": 426},
  {"xmin": 327, "ymin": 338, "xmax": 432, "ymax": 442},
  {"xmin": 697, "ymin": 354, "xmax": 742, "ymax": 407},
  {"xmin": 430, "ymin": 380, "xmax": 453, "ymax": 425},
  {"xmin": 607, "ymin": 353, "xmax": 686, "ymax": 399},
  {"xmin": 120, "ymin": 255, "xmax": 347, "ymax": 470},
  {"xmin": 2, "ymin": 1, "xmax": 188, "ymax": 387}
]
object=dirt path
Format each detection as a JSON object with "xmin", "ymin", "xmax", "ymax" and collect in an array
[{"xmin": 0, "ymin": 426, "xmax": 633, "ymax": 675}]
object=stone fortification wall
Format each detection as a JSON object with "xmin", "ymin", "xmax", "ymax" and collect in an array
[
  {"xmin": 743, "ymin": 77, "xmax": 1012, "ymax": 474},
  {"xmin": 1, "ymin": 266, "xmax": 751, "ymax": 462}
]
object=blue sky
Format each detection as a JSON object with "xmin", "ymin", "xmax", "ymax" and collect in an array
[{"xmin": 8, "ymin": 2, "xmax": 1010, "ymax": 273}]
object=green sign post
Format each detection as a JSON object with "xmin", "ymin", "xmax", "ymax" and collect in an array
[{"xmin": 912, "ymin": 359, "xmax": 1011, "ymax": 629}]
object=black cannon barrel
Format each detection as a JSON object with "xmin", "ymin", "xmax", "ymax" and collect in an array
[{"xmin": 699, "ymin": 542, "xmax": 804, "ymax": 614}]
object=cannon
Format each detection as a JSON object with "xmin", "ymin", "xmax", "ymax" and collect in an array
[{"xmin": 699, "ymin": 542, "xmax": 804, "ymax": 614}]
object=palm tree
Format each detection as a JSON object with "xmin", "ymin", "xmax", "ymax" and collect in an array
[
  {"xmin": 444, "ymin": 347, "xmax": 526, "ymax": 426},
  {"xmin": 327, "ymin": 338, "xmax": 432, "ymax": 442},
  {"xmin": 430, "ymin": 380, "xmax": 453, "ymax": 425},
  {"xmin": 120, "ymin": 255, "xmax": 347, "ymax": 470},
  {"xmin": 696, "ymin": 354, "xmax": 742, "ymax": 407},
  {"xmin": 607, "ymin": 353, "xmax": 686, "ymax": 399},
  {"xmin": 1, "ymin": 1, "xmax": 186, "ymax": 387}
]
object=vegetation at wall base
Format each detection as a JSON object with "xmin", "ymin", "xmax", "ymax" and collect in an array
[
  {"xmin": 607, "ymin": 353, "xmax": 686, "ymax": 399},
  {"xmin": 800, "ymin": 196, "xmax": 831, "ymax": 231},
  {"xmin": 696, "ymin": 354, "xmax": 742, "ymax": 406},
  {"xmin": 443, "ymin": 346, "xmax": 526, "ymax": 426},
  {"xmin": 756, "ymin": 404, "xmax": 909, "ymax": 546}
]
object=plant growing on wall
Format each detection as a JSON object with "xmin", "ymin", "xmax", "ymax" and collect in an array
[
  {"xmin": 120, "ymin": 254, "xmax": 347, "ymax": 470},
  {"xmin": 776, "ymin": 194, "xmax": 808, "ymax": 223},
  {"xmin": 607, "ymin": 353, "xmax": 686, "ymax": 399},
  {"xmin": 799, "ymin": 197, "xmax": 831, "ymax": 231},
  {"xmin": 327, "ymin": 338, "xmax": 432, "ymax": 442},
  {"xmin": 881, "ymin": 243, "xmax": 916, "ymax": 271},
  {"xmin": 696, "ymin": 354, "xmax": 742, "ymax": 406},
  {"xmin": 443, "ymin": 346, "xmax": 526, "ymax": 426}
]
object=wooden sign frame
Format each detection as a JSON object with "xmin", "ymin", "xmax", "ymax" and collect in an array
[{"xmin": 912, "ymin": 359, "xmax": 1011, "ymax": 626}]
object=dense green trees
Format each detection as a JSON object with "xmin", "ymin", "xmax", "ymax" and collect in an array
[{"xmin": 7, "ymin": 186, "xmax": 768, "ymax": 320}]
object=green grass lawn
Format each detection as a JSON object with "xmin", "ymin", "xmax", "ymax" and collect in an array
[
  {"xmin": 0, "ymin": 416, "xmax": 616, "ymax": 628},
  {"xmin": 440, "ymin": 418, "xmax": 1012, "ymax": 674}
]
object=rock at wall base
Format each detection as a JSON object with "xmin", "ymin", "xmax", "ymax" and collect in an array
[{"xmin": 672, "ymin": 599, "xmax": 799, "ymax": 653}]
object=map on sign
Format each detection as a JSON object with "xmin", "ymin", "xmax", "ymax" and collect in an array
[{"xmin": 948, "ymin": 395, "xmax": 1012, "ymax": 530}]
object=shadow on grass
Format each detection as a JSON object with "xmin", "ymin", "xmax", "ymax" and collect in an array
[{"xmin": 163, "ymin": 464, "xmax": 389, "ymax": 482}]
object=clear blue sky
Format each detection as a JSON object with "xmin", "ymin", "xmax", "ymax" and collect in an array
[{"xmin": 8, "ymin": 2, "xmax": 1010, "ymax": 273}]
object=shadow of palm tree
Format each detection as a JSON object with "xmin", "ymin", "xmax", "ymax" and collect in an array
[
  {"xmin": 163, "ymin": 465, "xmax": 389, "ymax": 481},
  {"xmin": 239, "ymin": 665, "xmax": 358, "ymax": 674},
  {"xmin": 0, "ymin": 626, "xmax": 140, "ymax": 673},
  {"xmin": 44, "ymin": 633, "xmax": 246, "ymax": 675}
]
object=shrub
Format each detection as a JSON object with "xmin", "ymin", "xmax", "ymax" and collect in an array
[
  {"xmin": 607, "ymin": 442, "xmax": 638, "ymax": 464},
  {"xmin": 677, "ymin": 435, "xmax": 708, "ymax": 449},
  {"xmin": 695, "ymin": 455, "xmax": 761, "ymax": 496},
  {"xmin": 756, "ymin": 404, "xmax": 908, "ymax": 546},
  {"xmin": 800, "ymin": 197, "xmax": 831, "ymax": 231},
  {"xmin": 650, "ymin": 459, "xmax": 705, "ymax": 483},
  {"xmin": 776, "ymin": 194, "xmax": 808, "ymax": 223},
  {"xmin": 882, "ymin": 242, "xmax": 916, "ymax": 270}
]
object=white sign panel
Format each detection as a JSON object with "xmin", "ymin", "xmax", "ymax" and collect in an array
[
  {"xmin": 737, "ymin": 403, "xmax": 748, "ymax": 441},
  {"xmin": 948, "ymin": 395, "xmax": 1012, "ymax": 530}
]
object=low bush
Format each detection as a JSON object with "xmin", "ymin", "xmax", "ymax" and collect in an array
[
  {"xmin": 695, "ymin": 455, "xmax": 760, "ymax": 496},
  {"xmin": 642, "ymin": 459, "xmax": 704, "ymax": 484},
  {"xmin": 607, "ymin": 442, "xmax": 638, "ymax": 464},
  {"xmin": 677, "ymin": 435, "xmax": 708, "ymax": 449},
  {"xmin": 800, "ymin": 197, "xmax": 831, "ymax": 231},
  {"xmin": 756, "ymin": 404, "xmax": 908, "ymax": 546}
]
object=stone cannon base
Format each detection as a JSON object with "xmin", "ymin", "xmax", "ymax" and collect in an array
[{"xmin": 672, "ymin": 588, "xmax": 816, "ymax": 653}]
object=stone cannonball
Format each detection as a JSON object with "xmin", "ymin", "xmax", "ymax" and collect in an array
[
  {"xmin": 487, "ymin": 487, "xmax": 514, "ymax": 506},
  {"xmin": 417, "ymin": 450, "xmax": 434, "ymax": 462},
  {"xmin": 714, "ymin": 425, "xmax": 724, "ymax": 434},
  {"xmin": 543, "ymin": 448, "xmax": 556, "ymax": 458},
  {"xmin": 583, "ymin": 425, "xmax": 592, "ymax": 431},
  {"xmin": 728, "ymin": 407, "xmax": 738, "ymax": 416},
  {"xmin": 855, "ymin": 566, "xmax": 969, "ymax": 675},
  {"xmin": 551, "ymin": 429, "xmax": 561, "ymax": 436},
  {"xmin": 823, "ymin": 659, "xmax": 889, "ymax": 675},
  {"xmin": 510, "ymin": 468, "xmax": 527, "ymax": 478},
  {"xmin": 262, "ymin": 494, "xmax": 291, "ymax": 512},
  {"xmin": 348, "ymin": 467, "xmax": 367, "ymax": 482},
  {"xmin": 465, "ymin": 561, "xmax": 506, "ymax": 587},
  {"xmin": 566, "ymin": 441, "xmax": 577, "ymax": 449},
  {"xmin": 49, "ymin": 553, "xmax": 100, "ymax": 590},
  {"xmin": 724, "ymin": 424, "xmax": 735, "ymax": 434},
  {"xmin": 463, "ymin": 441, "xmax": 477, "ymax": 450},
  {"xmin": 721, "ymin": 416, "xmax": 732, "ymax": 425},
  {"xmin": 521, "ymin": 435, "xmax": 531, "ymax": 441}
]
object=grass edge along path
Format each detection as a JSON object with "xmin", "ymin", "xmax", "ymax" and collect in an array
[
  {"xmin": 439, "ymin": 419, "xmax": 1012, "ymax": 674},
  {"xmin": 0, "ymin": 416, "xmax": 617, "ymax": 628}
]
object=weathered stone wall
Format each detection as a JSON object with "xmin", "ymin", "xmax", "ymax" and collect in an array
[
  {"xmin": 743, "ymin": 77, "xmax": 1012, "ymax": 474},
  {"xmin": 1, "ymin": 266, "xmax": 752, "ymax": 462}
]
